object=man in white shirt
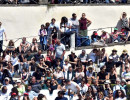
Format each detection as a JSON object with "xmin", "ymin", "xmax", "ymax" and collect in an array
[
  {"xmin": 69, "ymin": 13, "xmax": 79, "ymax": 36},
  {"xmin": 0, "ymin": 22, "xmax": 7, "ymax": 55},
  {"xmin": 65, "ymin": 79, "xmax": 80, "ymax": 94},
  {"xmin": 122, "ymin": 67, "xmax": 130, "ymax": 82},
  {"xmin": 78, "ymin": 50, "xmax": 88, "ymax": 67},
  {"xmin": 4, "ymin": 77, "xmax": 13, "ymax": 94},
  {"xmin": 78, "ymin": 80, "xmax": 88, "ymax": 94},
  {"xmin": 0, "ymin": 86, "xmax": 10, "ymax": 100}
]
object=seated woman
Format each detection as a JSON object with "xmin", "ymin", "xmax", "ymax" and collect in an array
[
  {"xmin": 19, "ymin": 37, "xmax": 30, "ymax": 53},
  {"xmin": 37, "ymin": 58, "xmax": 48, "ymax": 74},
  {"xmin": 114, "ymin": 90, "xmax": 126, "ymax": 100},
  {"xmin": 16, "ymin": 80, "xmax": 25, "ymax": 96},
  {"xmin": 53, "ymin": 67, "xmax": 64, "ymax": 84},
  {"xmin": 97, "ymin": 91, "xmax": 105, "ymax": 100},
  {"xmin": 6, "ymin": 40, "xmax": 15, "ymax": 55},
  {"xmin": 7, "ymin": 61, "xmax": 14, "ymax": 77},
  {"xmin": 104, "ymin": 90, "xmax": 114, "ymax": 100},
  {"xmin": 75, "ymin": 67, "xmax": 84, "ymax": 84},
  {"xmin": 86, "ymin": 59, "xmax": 96, "ymax": 72},
  {"xmin": 50, "ymin": 79, "xmax": 59, "ymax": 94},
  {"xmin": 31, "ymin": 38, "xmax": 39, "ymax": 52},
  {"xmin": 110, "ymin": 28, "xmax": 122, "ymax": 43},
  {"xmin": 100, "ymin": 48, "xmax": 108, "ymax": 63},
  {"xmin": 100, "ymin": 30, "xmax": 110, "ymax": 44},
  {"xmin": 45, "ymin": 68, "xmax": 53, "ymax": 80},
  {"xmin": 85, "ymin": 86, "xmax": 96, "ymax": 100},
  {"xmin": 45, "ymin": 50, "xmax": 54, "ymax": 68},
  {"xmin": 21, "ymin": 68, "xmax": 29, "ymax": 85},
  {"xmin": 86, "ymin": 67, "xmax": 95, "ymax": 84},
  {"xmin": 108, "ymin": 67, "xmax": 117, "ymax": 84}
]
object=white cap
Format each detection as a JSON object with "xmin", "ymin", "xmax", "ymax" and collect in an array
[
  {"xmin": 88, "ymin": 59, "xmax": 93, "ymax": 61},
  {"xmin": 17, "ymin": 80, "xmax": 21, "ymax": 83},
  {"xmin": 122, "ymin": 79, "xmax": 126, "ymax": 83},
  {"xmin": 5, "ymin": 77, "xmax": 10, "ymax": 81},
  {"xmin": 104, "ymin": 80, "xmax": 111, "ymax": 84},
  {"xmin": 109, "ymin": 56, "xmax": 113, "ymax": 59},
  {"xmin": 100, "ymin": 62, "xmax": 105, "ymax": 68},
  {"xmin": 70, "ymin": 48, "xmax": 75, "ymax": 54},
  {"xmin": 116, "ymin": 78, "xmax": 121, "ymax": 82}
]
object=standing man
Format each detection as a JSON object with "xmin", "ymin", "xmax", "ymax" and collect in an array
[
  {"xmin": 54, "ymin": 39, "xmax": 65, "ymax": 69},
  {"xmin": 70, "ymin": 13, "xmax": 79, "ymax": 36},
  {"xmin": 70, "ymin": 13, "xmax": 79, "ymax": 48},
  {"xmin": 0, "ymin": 22, "xmax": 7, "ymax": 55}
]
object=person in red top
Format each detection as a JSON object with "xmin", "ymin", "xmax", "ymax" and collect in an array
[
  {"xmin": 45, "ymin": 50, "xmax": 54, "ymax": 68},
  {"xmin": 79, "ymin": 13, "xmax": 92, "ymax": 37},
  {"xmin": 110, "ymin": 28, "xmax": 122, "ymax": 43}
]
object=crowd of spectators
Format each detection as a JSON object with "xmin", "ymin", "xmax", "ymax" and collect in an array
[
  {"xmin": 0, "ymin": 12, "xmax": 130, "ymax": 100},
  {"xmin": 0, "ymin": 0, "xmax": 128, "ymax": 4}
]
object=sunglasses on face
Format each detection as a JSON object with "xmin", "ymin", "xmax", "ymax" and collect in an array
[{"xmin": 109, "ymin": 93, "xmax": 113, "ymax": 94}]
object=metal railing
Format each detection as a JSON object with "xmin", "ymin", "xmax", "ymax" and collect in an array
[{"xmin": 1, "ymin": 26, "xmax": 115, "ymax": 51}]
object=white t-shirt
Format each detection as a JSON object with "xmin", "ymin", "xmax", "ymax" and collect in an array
[
  {"xmin": 64, "ymin": 72, "xmax": 73, "ymax": 80},
  {"xmin": 69, "ymin": 18, "xmax": 79, "ymax": 29},
  {"xmin": 60, "ymin": 21, "xmax": 72, "ymax": 33},
  {"xmin": 54, "ymin": 71, "xmax": 64, "ymax": 79},
  {"xmin": 11, "ymin": 57, "xmax": 19, "ymax": 66},
  {"xmin": 78, "ymin": 83, "xmax": 88, "ymax": 93},
  {"xmin": 122, "ymin": 72, "xmax": 130, "ymax": 79},
  {"xmin": 76, "ymin": 72, "xmax": 84, "ymax": 79},
  {"xmin": 63, "ymin": 63, "xmax": 71, "ymax": 72},
  {"xmin": 0, "ymin": 26, "xmax": 5, "ymax": 41},
  {"xmin": 66, "ymin": 81, "xmax": 80, "ymax": 93},
  {"xmin": 89, "ymin": 52, "xmax": 96, "ymax": 62},
  {"xmin": 4, "ymin": 84, "xmax": 13, "ymax": 94},
  {"xmin": 4, "ymin": 55, "xmax": 10, "ymax": 62},
  {"xmin": 115, "ymin": 97, "xmax": 126, "ymax": 100}
]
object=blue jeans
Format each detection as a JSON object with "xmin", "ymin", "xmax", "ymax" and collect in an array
[{"xmin": 56, "ymin": 57, "xmax": 64, "ymax": 69}]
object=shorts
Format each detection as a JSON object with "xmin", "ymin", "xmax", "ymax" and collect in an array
[{"xmin": 79, "ymin": 29, "xmax": 88, "ymax": 37}]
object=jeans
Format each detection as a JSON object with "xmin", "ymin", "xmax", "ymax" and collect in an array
[
  {"xmin": 0, "ymin": 40, "xmax": 3, "ymax": 54},
  {"xmin": 56, "ymin": 57, "xmax": 64, "ymax": 69}
]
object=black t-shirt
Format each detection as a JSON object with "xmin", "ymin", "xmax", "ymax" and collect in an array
[
  {"xmin": 34, "ymin": 54, "xmax": 44, "ymax": 63},
  {"xmin": 24, "ymin": 54, "xmax": 33, "ymax": 61},
  {"xmin": 33, "ymin": 72, "xmax": 42, "ymax": 80},
  {"xmin": 120, "ymin": 54, "xmax": 129, "ymax": 61},
  {"xmin": 30, "ymin": 63, "xmax": 37, "ymax": 71},
  {"xmin": 68, "ymin": 54, "xmax": 77, "ymax": 62},
  {"xmin": 97, "ymin": 72, "xmax": 108, "ymax": 80},
  {"xmin": 55, "ymin": 97, "xmax": 68, "ymax": 100},
  {"xmin": 105, "ymin": 61, "xmax": 115, "ymax": 72},
  {"xmin": 18, "ymin": 55, "xmax": 24, "ymax": 62}
]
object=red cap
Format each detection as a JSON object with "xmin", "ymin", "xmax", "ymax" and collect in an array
[
  {"xmin": 24, "ymin": 93, "xmax": 29, "ymax": 96},
  {"xmin": 12, "ymin": 93, "xmax": 17, "ymax": 96},
  {"xmin": 95, "ymin": 33, "xmax": 98, "ymax": 35}
]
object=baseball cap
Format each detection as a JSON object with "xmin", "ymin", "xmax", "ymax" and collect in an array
[
  {"xmin": 109, "ymin": 56, "xmax": 113, "ymax": 59},
  {"xmin": 104, "ymin": 80, "xmax": 111, "ymax": 84},
  {"xmin": 17, "ymin": 80, "xmax": 21, "ymax": 83},
  {"xmin": 114, "ymin": 28, "xmax": 118, "ymax": 31}
]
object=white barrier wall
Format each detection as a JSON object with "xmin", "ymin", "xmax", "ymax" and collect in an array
[{"xmin": 1, "ymin": 6, "xmax": 130, "ymax": 48}]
